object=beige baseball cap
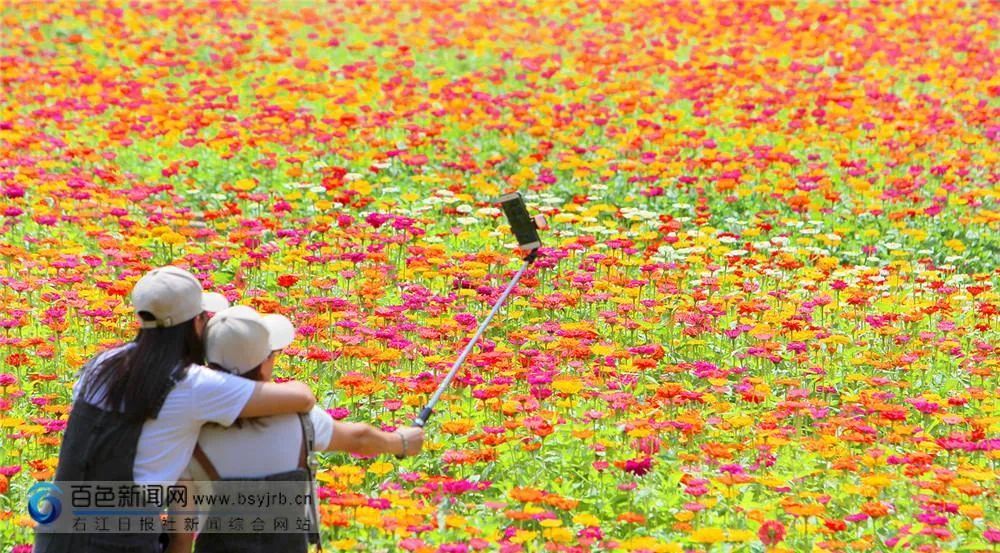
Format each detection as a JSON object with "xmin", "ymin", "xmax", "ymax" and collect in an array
[
  {"xmin": 205, "ymin": 306, "xmax": 296, "ymax": 374},
  {"xmin": 131, "ymin": 266, "xmax": 230, "ymax": 329}
]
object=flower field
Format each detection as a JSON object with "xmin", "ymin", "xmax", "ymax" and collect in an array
[{"xmin": 1, "ymin": 0, "xmax": 998, "ymax": 551}]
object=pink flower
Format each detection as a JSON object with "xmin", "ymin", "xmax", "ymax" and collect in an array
[
  {"xmin": 365, "ymin": 212, "xmax": 391, "ymax": 228},
  {"xmin": 400, "ymin": 538, "xmax": 427, "ymax": 551},
  {"xmin": 622, "ymin": 457, "xmax": 652, "ymax": 476},
  {"xmin": 327, "ymin": 407, "xmax": 350, "ymax": 420}
]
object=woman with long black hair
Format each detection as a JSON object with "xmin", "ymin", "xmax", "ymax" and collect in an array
[{"xmin": 34, "ymin": 266, "xmax": 317, "ymax": 553}]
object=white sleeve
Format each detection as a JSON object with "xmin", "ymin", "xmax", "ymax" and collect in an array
[
  {"xmin": 188, "ymin": 366, "xmax": 257, "ymax": 426},
  {"xmin": 308, "ymin": 406, "xmax": 335, "ymax": 451}
]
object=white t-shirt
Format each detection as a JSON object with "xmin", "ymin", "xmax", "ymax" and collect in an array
[
  {"xmin": 73, "ymin": 345, "xmax": 257, "ymax": 484},
  {"xmin": 189, "ymin": 406, "xmax": 333, "ymax": 479}
]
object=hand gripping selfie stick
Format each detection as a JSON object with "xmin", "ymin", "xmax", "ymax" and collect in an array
[{"xmin": 413, "ymin": 192, "xmax": 545, "ymax": 429}]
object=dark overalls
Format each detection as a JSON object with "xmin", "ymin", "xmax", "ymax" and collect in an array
[
  {"xmin": 192, "ymin": 413, "xmax": 321, "ymax": 553},
  {"xmin": 33, "ymin": 372, "xmax": 181, "ymax": 553}
]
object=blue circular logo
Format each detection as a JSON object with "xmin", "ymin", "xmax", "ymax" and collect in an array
[{"xmin": 28, "ymin": 482, "xmax": 62, "ymax": 525}]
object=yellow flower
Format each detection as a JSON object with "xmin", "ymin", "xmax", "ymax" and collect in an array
[
  {"xmin": 726, "ymin": 529, "xmax": 754, "ymax": 542},
  {"xmin": 368, "ymin": 461, "xmax": 393, "ymax": 476},
  {"xmin": 233, "ymin": 178, "xmax": 256, "ymax": 191},
  {"xmin": 543, "ymin": 527, "xmax": 573, "ymax": 543},
  {"xmin": 958, "ymin": 504, "xmax": 983, "ymax": 518},
  {"xmin": 552, "ymin": 378, "xmax": 583, "ymax": 394},
  {"xmin": 572, "ymin": 513, "xmax": 600, "ymax": 526},
  {"xmin": 510, "ymin": 529, "xmax": 538, "ymax": 544},
  {"xmin": 620, "ymin": 537, "xmax": 682, "ymax": 552},
  {"xmin": 943, "ymin": 239, "xmax": 965, "ymax": 252},
  {"xmin": 445, "ymin": 514, "xmax": 466, "ymax": 528},
  {"xmin": 690, "ymin": 527, "xmax": 725, "ymax": 543},
  {"xmin": 328, "ymin": 538, "xmax": 358, "ymax": 550}
]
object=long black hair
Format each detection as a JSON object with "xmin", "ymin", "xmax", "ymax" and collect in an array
[{"xmin": 81, "ymin": 312, "xmax": 205, "ymax": 421}]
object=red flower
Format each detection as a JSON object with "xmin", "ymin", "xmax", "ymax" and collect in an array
[
  {"xmin": 759, "ymin": 519, "xmax": 786, "ymax": 546},
  {"xmin": 276, "ymin": 274, "xmax": 299, "ymax": 288}
]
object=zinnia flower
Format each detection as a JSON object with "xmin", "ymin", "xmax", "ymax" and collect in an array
[{"xmin": 758, "ymin": 519, "xmax": 786, "ymax": 545}]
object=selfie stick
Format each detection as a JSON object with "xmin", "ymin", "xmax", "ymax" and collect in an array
[
  {"xmin": 413, "ymin": 248, "xmax": 538, "ymax": 428},
  {"xmin": 408, "ymin": 191, "xmax": 544, "ymax": 433}
]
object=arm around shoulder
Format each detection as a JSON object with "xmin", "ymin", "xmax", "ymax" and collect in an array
[{"xmin": 239, "ymin": 381, "xmax": 316, "ymax": 418}]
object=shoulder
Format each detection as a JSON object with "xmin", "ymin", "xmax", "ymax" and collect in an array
[
  {"xmin": 83, "ymin": 343, "xmax": 133, "ymax": 373},
  {"xmin": 180, "ymin": 364, "xmax": 235, "ymax": 386},
  {"xmin": 75, "ymin": 343, "xmax": 133, "ymax": 392}
]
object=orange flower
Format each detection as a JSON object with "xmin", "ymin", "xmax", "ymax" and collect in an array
[
  {"xmin": 509, "ymin": 487, "xmax": 545, "ymax": 503},
  {"xmin": 860, "ymin": 501, "xmax": 890, "ymax": 518},
  {"xmin": 617, "ymin": 512, "xmax": 646, "ymax": 525}
]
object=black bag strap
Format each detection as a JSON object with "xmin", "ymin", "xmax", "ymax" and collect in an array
[{"xmin": 298, "ymin": 412, "xmax": 323, "ymax": 551}]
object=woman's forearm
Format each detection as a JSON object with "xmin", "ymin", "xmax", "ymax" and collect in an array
[{"xmin": 327, "ymin": 422, "xmax": 402, "ymax": 456}]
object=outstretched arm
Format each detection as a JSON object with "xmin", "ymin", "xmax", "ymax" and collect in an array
[{"xmin": 325, "ymin": 422, "xmax": 424, "ymax": 457}]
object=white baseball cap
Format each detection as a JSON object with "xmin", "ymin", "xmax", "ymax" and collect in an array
[
  {"xmin": 131, "ymin": 266, "xmax": 230, "ymax": 329},
  {"xmin": 205, "ymin": 306, "xmax": 296, "ymax": 374}
]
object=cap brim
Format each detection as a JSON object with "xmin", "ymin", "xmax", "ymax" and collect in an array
[
  {"xmin": 202, "ymin": 292, "xmax": 231, "ymax": 313},
  {"xmin": 261, "ymin": 314, "xmax": 295, "ymax": 350}
]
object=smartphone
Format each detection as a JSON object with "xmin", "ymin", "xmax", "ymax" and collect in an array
[{"xmin": 497, "ymin": 192, "xmax": 541, "ymax": 251}]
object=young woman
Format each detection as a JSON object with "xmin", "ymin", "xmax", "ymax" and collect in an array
[
  {"xmin": 34, "ymin": 266, "xmax": 318, "ymax": 553},
  {"xmin": 174, "ymin": 306, "xmax": 424, "ymax": 553}
]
